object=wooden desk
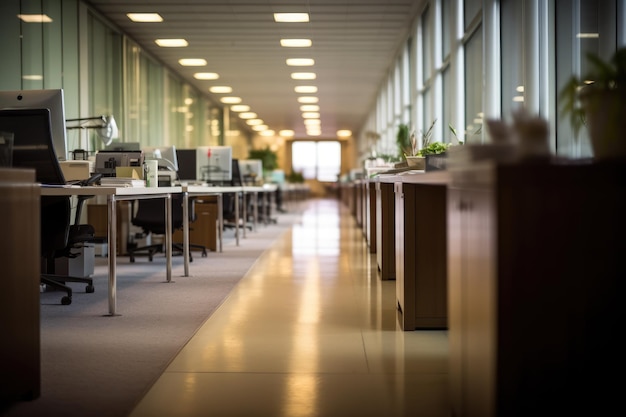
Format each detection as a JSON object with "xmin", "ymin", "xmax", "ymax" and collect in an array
[
  {"xmin": 393, "ymin": 170, "xmax": 449, "ymax": 330},
  {"xmin": 41, "ymin": 185, "xmax": 180, "ymax": 316},
  {"xmin": 375, "ymin": 175, "xmax": 396, "ymax": 280},
  {"xmin": 0, "ymin": 168, "xmax": 40, "ymax": 405},
  {"xmin": 447, "ymin": 161, "xmax": 625, "ymax": 416}
]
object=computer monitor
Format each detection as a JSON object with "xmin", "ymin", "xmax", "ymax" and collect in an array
[
  {"xmin": 143, "ymin": 145, "xmax": 178, "ymax": 172},
  {"xmin": 176, "ymin": 148, "xmax": 197, "ymax": 182},
  {"xmin": 0, "ymin": 89, "xmax": 68, "ymax": 161},
  {"xmin": 0, "ymin": 108, "xmax": 66, "ymax": 184},
  {"xmin": 196, "ymin": 146, "xmax": 232, "ymax": 183},
  {"xmin": 238, "ymin": 159, "xmax": 263, "ymax": 183},
  {"xmin": 105, "ymin": 141, "xmax": 141, "ymax": 151}
]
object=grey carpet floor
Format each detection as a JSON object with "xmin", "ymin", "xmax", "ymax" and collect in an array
[{"xmin": 3, "ymin": 209, "xmax": 301, "ymax": 417}]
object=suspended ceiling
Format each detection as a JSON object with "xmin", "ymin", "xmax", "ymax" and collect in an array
[{"xmin": 85, "ymin": 0, "xmax": 425, "ymax": 139}]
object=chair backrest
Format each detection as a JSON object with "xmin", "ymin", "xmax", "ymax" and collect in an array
[
  {"xmin": 0, "ymin": 108, "xmax": 66, "ymax": 185},
  {"xmin": 132, "ymin": 193, "xmax": 187, "ymax": 235},
  {"xmin": 231, "ymin": 158, "xmax": 243, "ymax": 186}
]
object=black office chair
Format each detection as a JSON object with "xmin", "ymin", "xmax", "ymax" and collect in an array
[
  {"xmin": 128, "ymin": 193, "xmax": 207, "ymax": 262},
  {"xmin": 0, "ymin": 108, "xmax": 96, "ymax": 305}
]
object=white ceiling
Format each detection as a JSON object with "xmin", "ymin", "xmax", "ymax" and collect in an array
[{"xmin": 85, "ymin": 0, "xmax": 424, "ymax": 139}]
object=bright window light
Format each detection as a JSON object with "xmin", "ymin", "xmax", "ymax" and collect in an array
[
  {"xmin": 194, "ymin": 72, "xmax": 219, "ymax": 80},
  {"xmin": 280, "ymin": 39, "xmax": 312, "ymax": 47},
  {"xmin": 295, "ymin": 86, "xmax": 318, "ymax": 93},
  {"xmin": 291, "ymin": 72, "xmax": 316, "ymax": 80},
  {"xmin": 210, "ymin": 86, "xmax": 233, "ymax": 93},
  {"xmin": 286, "ymin": 58, "xmax": 315, "ymax": 66},
  {"xmin": 179, "ymin": 58, "xmax": 207, "ymax": 66},
  {"xmin": 155, "ymin": 39, "xmax": 188, "ymax": 47},
  {"xmin": 127, "ymin": 13, "xmax": 163, "ymax": 22},
  {"xmin": 274, "ymin": 13, "xmax": 309, "ymax": 22},
  {"xmin": 17, "ymin": 14, "xmax": 52, "ymax": 23}
]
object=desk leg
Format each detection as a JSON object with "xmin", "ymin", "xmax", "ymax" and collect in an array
[
  {"xmin": 107, "ymin": 196, "xmax": 118, "ymax": 316},
  {"xmin": 235, "ymin": 192, "xmax": 240, "ymax": 246},
  {"xmin": 253, "ymin": 191, "xmax": 258, "ymax": 232},
  {"xmin": 243, "ymin": 191, "xmax": 247, "ymax": 238},
  {"xmin": 165, "ymin": 194, "xmax": 173, "ymax": 282},
  {"xmin": 218, "ymin": 194, "xmax": 223, "ymax": 252},
  {"xmin": 182, "ymin": 192, "xmax": 190, "ymax": 277}
]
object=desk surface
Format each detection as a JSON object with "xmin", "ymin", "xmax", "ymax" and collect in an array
[{"xmin": 40, "ymin": 185, "xmax": 182, "ymax": 196}]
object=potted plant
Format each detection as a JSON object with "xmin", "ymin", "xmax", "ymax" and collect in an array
[
  {"xmin": 559, "ymin": 47, "xmax": 626, "ymax": 160},
  {"xmin": 248, "ymin": 146, "xmax": 278, "ymax": 178},
  {"xmin": 403, "ymin": 119, "xmax": 438, "ymax": 169}
]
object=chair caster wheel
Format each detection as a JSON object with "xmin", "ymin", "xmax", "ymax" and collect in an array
[
  {"xmin": 86, "ymin": 285, "xmax": 95, "ymax": 293},
  {"xmin": 61, "ymin": 296, "xmax": 72, "ymax": 305}
]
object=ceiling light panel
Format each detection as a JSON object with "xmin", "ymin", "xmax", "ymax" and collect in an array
[
  {"xmin": 286, "ymin": 58, "xmax": 315, "ymax": 66},
  {"xmin": 179, "ymin": 58, "xmax": 207, "ymax": 66},
  {"xmin": 230, "ymin": 104, "xmax": 250, "ymax": 112},
  {"xmin": 280, "ymin": 39, "xmax": 312, "ymax": 47},
  {"xmin": 298, "ymin": 96, "xmax": 319, "ymax": 103},
  {"xmin": 127, "ymin": 13, "xmax": 163, "ymax": 22},
  {"xmin": 274, "ymin": 13, "xmax": 309, "ymax": 22},
  {"xmin": 291, "ymin": 72, "xmax": 316, "ymax": 80},
  {"xmin": 294, "ymin": 86, "xmax": 318, "ymax": 93},
  {"xmin": 220, "ymin": 97, "xmax": 242, "ymax": 104},
  {"xmin": 194, "ymin": 72, "xmax": 219, "ymax": 80},
  {"xmin": 155, "ymin": 39, "xmax": 188, "ymax": 47},
  {"xmin": 210, "ymin": 86, "xmax": 233, "ymax": 93},
  {"xmin": 17, "ymin": 14, "xmax": 52, "ymax": 23}
]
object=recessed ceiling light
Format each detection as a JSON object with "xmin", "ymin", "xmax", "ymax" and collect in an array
[
  {"xmin": 22, "ymin": 74, "xmax": 44, "ymax": 81},
  {"xmin": 280, "ymin": 39, "xmax": 312, "ymax": 47},
  {"xmin": 210, "ymin": 86, "xmax": 233, "ymax": 93},
  {"xmin": 286, "ymin": 58, "xmax": 315, "ymax": 66},
  {"xmin": 298, "ymin": 96, "xmax": 319, "ymax": 104},
  {"xmin": 246, "ymin": 119, "xmax": 264, "ymax": 126},
  {"xmin": 291, "ymin": 72, "xmax": 316, "ymax": 80},
  {"xmin": 300, "ymin": 105, "xmax": 320, "ymax": 112},
  {"xmin": 274, "ymin": 13, "xmax": 309, "ymax": 23},
  {"xmin": 302, "ymin": 112, "xmax": 320, "ymax": 119},
  {"xmin": 337, "ymin": 130, "xmax": 352, "ymax": 138},
  {"xmin": 260, "ymin": 130, "xmax": 275, "ymax": 136},
  {"xmin": 294, "ymin": 86, "xmax": 318, "ymax": 93},
  {"xmin": 239, "ymin": 112, "xmax": 258, "ymax": 119},
  {"xmin": 194, "ymin": 72, "xmax": 219, "ymax": 80},
  {"xmin": 127, "ymin": 13, "xmax": 163, "ymax": 22},
  {"xmin": 220, "ymin": 97, "xmax": 242, "ymax": 104},
  {"xmin": 179, "ymin": 58, "xmax": 207, "ymax": 66},
  {"xmin": 230, "ymin": 104, "xmax": 250, "ymax": 112},
  {"xmin": 252, "ymin": 125, "xmax": 268, "ymax": 131},
  {"xmin": 279, "ymin": 130, "xmax": 295, "ymax": 137},
  {"xmin": 307, "ymin": 130, "xmax": 322, "ymax": 136},
  {"xmin": 17, "ymin": 14, "xmax": 52, "ymax": 23},
  {"xmin": 155, "ymin": 39, "xmax": 188, "ymax": 47},
  {"xmin": 304, "ymin": 119, "xmax": 321, "ymax": 126}
]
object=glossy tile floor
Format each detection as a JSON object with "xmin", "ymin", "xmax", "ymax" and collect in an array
[{"xmin": 129, "ymin": 198, "xmax": 450, "ymax": 417}]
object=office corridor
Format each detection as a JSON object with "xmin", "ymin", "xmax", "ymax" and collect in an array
[{"xmin": 129, "ymin": 197, "xmax": 449, "ymax": 417}]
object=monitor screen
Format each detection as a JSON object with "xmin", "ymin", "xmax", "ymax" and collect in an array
[
  {"xmin": 176, "ymin": 148, "xmax": 197, "ymax": 181},
  {"xmin": 0, "ymin": 89, "xmax": 68, "ymax": 161},
  {"xmin": 0, "ymin": 108, "xmax": 66, "ymax": 184},
  {"xmin": 196, "ymin": 146, "xmax": 232, "ymax": 183},
  {"xmin": 143, "ymin": 145, "xmax": 178, "ymax": 172},
  {"xmin": 238, "ymin": 159, "xmax": 263, "ymax": 182}
]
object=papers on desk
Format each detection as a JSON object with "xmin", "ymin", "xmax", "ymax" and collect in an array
[{"xmin": 100, "ymin": 177, "xmax": 146, "ymax": 188}]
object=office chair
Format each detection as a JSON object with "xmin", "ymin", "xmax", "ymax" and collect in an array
[
  {"xmin": 223, "ymin": 159, "xmax": 253, "ymax": 232},
  {"xmin": 0, "ymin": 108, "xmax": 96, "ymax": 305},
  {"xmin": 128, "ymin": 193, "xmax": 207, "ymax": 262}
]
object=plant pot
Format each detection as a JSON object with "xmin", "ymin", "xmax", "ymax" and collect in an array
[
  {"xmin": 425, "ymin": 153, "xmax": 447, "ymax": 171},
  {"xmin": 579, "ymin": 88, "xmax": 626, "ymax": 160},
  {"xmin": 405, "ymin": 156, "xmax": 425, "ymax": 169}
]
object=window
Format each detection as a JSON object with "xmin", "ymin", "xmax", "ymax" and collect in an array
[{"xmin": 292, "ymin": 141, "xmax": 341, "ymax": 182}]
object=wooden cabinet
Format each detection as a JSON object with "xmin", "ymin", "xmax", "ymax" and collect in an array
[
  {"xmin": 447, "ymin": 162, "xmax": 625, "ymax": 417},
  {"xmin": 395, "ymin": 180, "xmax": 447, "ymax": 330},
  {"xmin": 0, "ymin": 169, "xmax": 40, "ymax": 406},
  {"xmin": 375, "ymin": 180, "xmax": 395, "ymax": 280},
  {"xmin": 366, "ymin": 180, "xmax": 376, "ymax": 253},
  {"xmin": 173, "ymin": 196, "xmax": 218, "ymax": 251}
]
